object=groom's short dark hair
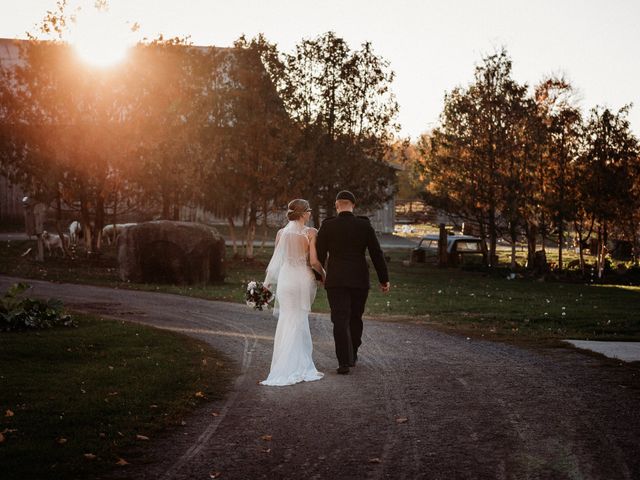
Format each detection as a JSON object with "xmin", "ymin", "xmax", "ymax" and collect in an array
[{"xmin": 336, "ymin": 190, "xmax": 356, "ymax": 204}]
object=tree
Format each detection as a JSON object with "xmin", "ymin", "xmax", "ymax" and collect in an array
[
  {"xmin": 417, "ymin": 49, "xmax": 528, "ymax": 267},
  {"xmin": 580, "ymin": 106, "xmax": 639, "ymax": 278},
  {"xmin": 533, "ymin": 77, "xmax": 582, "ymax": 271},
  {"xmin": 280, "ymin": 32, "xmax": 399, "ymax": 225},
  {"xmin": 125, "ymin": 38, "xmax": 204, "ymax": 221},
  {"xmin": 520, "ymin": 90, "xmax": 549, "ymax": 269},
  {"xmin": 0, "ymin": 37, "xmax": 135, "ymax": 253},
  {"xmin": 0, "ymin": 1, "xmax": 143, "ymax": 253},
  {"xmin": 194, "ymin": 35, "xmax": 294, "ymax": 259},
  {"xmin": 0, "ymin": 2, "xmax": 205, "ymax": 254}
]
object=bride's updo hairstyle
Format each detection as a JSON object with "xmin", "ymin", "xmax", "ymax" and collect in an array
[{"xmin": 287, "ymin": 199, "xmax": 311, "ymax": 221}]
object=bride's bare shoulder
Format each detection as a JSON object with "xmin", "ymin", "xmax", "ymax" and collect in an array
[{"xmin": 304, "ymin": 227, "xmax": 318, "ymax": 236}]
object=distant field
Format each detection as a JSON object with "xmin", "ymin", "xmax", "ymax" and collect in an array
[{"xmin": 1, "ymin": 238, "xmax": 639, "ymax": 342}]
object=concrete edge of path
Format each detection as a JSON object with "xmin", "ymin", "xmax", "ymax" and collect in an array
[{"xmin": 564, "ymin": 339, "xmax": 640, "ymax": 363}]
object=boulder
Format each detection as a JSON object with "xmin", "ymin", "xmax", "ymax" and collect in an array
[{"xmin": 118, "ymin": 221, "xmax": 225, "ymax": 284}]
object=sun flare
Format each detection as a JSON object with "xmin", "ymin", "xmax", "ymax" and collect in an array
[{"xmin": 70, "ymin": 7, "xmax": 134, "ymax": 68}]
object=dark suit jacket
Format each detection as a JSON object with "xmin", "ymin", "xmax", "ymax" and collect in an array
[{"xmin": 316, "ymin": 211, "xmax": 389, "ymax": 289}]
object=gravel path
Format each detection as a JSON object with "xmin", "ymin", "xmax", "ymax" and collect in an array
[{"xmin": 1, "ymin": 276, "xmax": 639, "ymax": 480}]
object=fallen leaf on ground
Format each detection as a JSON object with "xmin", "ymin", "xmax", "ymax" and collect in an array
[
  {"xmin": 116, "ymin": 458, "xmax": 129, "ymax": 466},
  {"xmin": 195, "ymin": 391, "xmax": 205, "ymax": 398},
  {"xmin": 149, "ymin": 404, "xmax": 159, "ymax": 409},
  {"xmin": 56, "ymin": 437, "xmax": 67, "ymax": 444},
  {"xmin": 368, "ymin": 457, "xmax": 382, "ymax": 464},
  {"xmin": 260, "ymin": 447, "xmax": 271, "ymax": 453},
  {"xmin": 0, "ymin": 432, "xmax": 5, "ymax": 443},
  {"xmin": 5, "ymin": 409, "xmax": 14, "ymax": 417},
  {"xmin": 396, "ymin": 417, "xmax": 408, "ymax": 424},
  {"xmin": 117, "ymin": 431, "xmax": 124, "ymax": 437},
  {"xmin": 84, "ymin": 453, "xmax": 97, "ymax": 460},
  {"xmin": 209, "ymin": 472, "xmax": 222, "ymax": 478},
  {"xmin": 211, "ymin": 412, "xmax": 219, "ymax": 417},
  {"xmin": 136, "ymin": 434, "xmax": 149, "ymax": 441},
  {"xmin": 260, "ymin": 434, "xmax": 272, "ymax": 441}
]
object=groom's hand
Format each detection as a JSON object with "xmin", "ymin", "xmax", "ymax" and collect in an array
[{"xmin": 380, "ymin": 282, "xmax": 390, "ymax": 293}]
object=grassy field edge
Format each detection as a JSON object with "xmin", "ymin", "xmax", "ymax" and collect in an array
[{"xmin": 0, "ymin": 313, "xmax": 235, "ymax": 480}]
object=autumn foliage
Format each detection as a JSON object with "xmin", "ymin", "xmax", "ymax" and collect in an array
[{"xmin": 415, "ymin": 49, "xmax": 640, "ymax": 275}]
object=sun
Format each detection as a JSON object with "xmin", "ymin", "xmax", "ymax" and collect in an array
[{"xmin": 70, "ymin": 7, "xmax": 134, "ymax": 68}]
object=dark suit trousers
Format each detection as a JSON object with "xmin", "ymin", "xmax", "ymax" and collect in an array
[{"xmin": 326, "ymin": 287, "xmax": 369, "ymax": 366}]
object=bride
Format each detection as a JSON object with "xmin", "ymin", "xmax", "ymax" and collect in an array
[{"xmin": 261, "ymin": 199, "xmax": 325, "ymax": 386}]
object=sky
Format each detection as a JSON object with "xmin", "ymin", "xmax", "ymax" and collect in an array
[{"xmin": 2, "ymin": 0, "xmax": 639, "ymax": 140}]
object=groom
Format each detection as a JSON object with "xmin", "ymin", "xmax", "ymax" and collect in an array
[{"xmin": 316, "ymin": 190, "xmax": 390, "ymax": 374}]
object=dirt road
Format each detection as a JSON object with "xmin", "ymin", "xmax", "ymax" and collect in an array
[{"xmin": 1, "ymin": 276, "xmax": 638, "ymax": 479}]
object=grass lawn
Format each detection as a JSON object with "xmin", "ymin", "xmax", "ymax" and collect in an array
[
  {"xmin": 2, "ymin": 238, "xmax": 639, "ymax": 341},
  {"xmin": 0, "ymin": 314, "xmax": 234, "ymax": 480}
]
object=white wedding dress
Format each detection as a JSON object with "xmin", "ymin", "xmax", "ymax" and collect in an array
[{"xmin": 260, "ymin": 221, "xmax": 324, "ymax": 386}]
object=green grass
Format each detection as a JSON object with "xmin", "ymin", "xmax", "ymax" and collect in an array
[
  {"xmin": 370, "ymin": 252, "xmax": 640, "ymax": 341},
  {"xmin": 0, "ymin": 314, "xmax": 234, "ymax": 480},
  {"xmin": 2, "ymin": 239, "xmax": 639, "ymax": 341}
]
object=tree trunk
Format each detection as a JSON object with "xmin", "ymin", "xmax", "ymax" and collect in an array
[
  {"xmin": 172, "ymin": 190, "xmax": 180, "ymax": 221},
  {"xmin": 227, "ymin": 216, "xmax": 238, "ymax": 257},
  {"xmin": 80, "ymin": 193, "xmax": 92, "ymax": 254},
  {"xmin": 245, "ymin": 204, "xmax": 257, "ymax": 259},
  {"xmin": 478, "ymin": 216, "xmax": 489, "ymax": 267},
  {"xmin": 540, "ymin": 211, "xmax": 547, "ymax": 254},
  {"xmin": 54, "ymin": 189, "xmax": 70, "ymax": 257},
  {"xmin": 509, "ymin": 220, "xmax": 517, "ymax": 271},
  {"xmin": 488, "ymin": 206, "xmax": 497, "ymax": 267},
  {"xmin": 526, "ymin": 222, "xmax": 537, "ymax": 269},
  {"xmin": 106, "ymin": 191, "xmax": 118, "ymax": 247},
  {"xmin": 112, "ymin": 191, "xmax": 118, "ymax": 236},
  {"xmin": 597, "ymin": 222, "xmax": 608, "ymax": 279},
  {"xmin": 557, "ymin": 217, "xmax": 564, "ymax": 272},
  {"xmin": 93, "ymin": 193, "xmax": 105, "ymax": 253}
]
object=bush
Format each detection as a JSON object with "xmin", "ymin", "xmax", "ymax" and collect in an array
[{"xmin": 0, "ymin": 283, "xmax": 75, "ymax": 331}]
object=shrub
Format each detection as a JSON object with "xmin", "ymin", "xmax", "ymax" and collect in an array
[{"xmin": 0, "ymin": 283, "xmax": 75, "ymax": 331}]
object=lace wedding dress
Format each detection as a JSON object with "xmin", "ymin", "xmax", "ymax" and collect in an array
[{"xmin": 260, "ymin": 221, "xmax": 324, "ymax": 386}]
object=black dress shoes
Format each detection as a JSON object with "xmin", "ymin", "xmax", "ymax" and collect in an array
[{"xmin": 337, "ymin": 365, "xmax": 350, "ymax": 374}]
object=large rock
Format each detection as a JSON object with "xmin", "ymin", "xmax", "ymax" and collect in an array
[{"xmin": 118, "ymin": 221, "xmax": 225, "ymax": 284}]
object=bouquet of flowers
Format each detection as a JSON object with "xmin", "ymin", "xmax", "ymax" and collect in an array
[{"xmin": 245, "ymin": 281, "xmax": 274, "ymax": 311}]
